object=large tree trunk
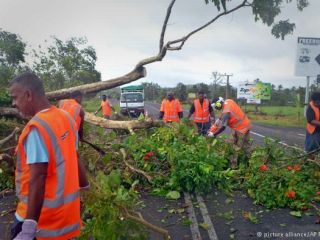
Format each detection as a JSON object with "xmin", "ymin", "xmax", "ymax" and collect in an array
[
  {"xmin": 0, "ymin": 107, "xmax": 163, "ymax": 133},
  {"xmin": 46, "ymin": 67, "xmax": 146, "ymax": 101},
  {"xmin": 84, "ymin": 112, "xmax": 163, "ymax": 133}
]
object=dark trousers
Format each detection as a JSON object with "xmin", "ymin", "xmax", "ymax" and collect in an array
[
  {"xmin": 305, "ymin": 130, "xmax": 320, "ymax": 152},
  {"xmin": 11, "ymin": 216, "xmax": 23, "ymax": 239},
  {"xmin": 196, "ymin": 122, "xmax": 211, "ymax": 135}
]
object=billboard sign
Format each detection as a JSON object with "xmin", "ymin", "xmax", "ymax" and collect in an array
[
  {"xmin": 295, "ymin": 37, "xmax": 320, "ymax": 76},
  {"xmin": 237, "ymin": 83, "xmax": 256, "ymax": 99},
  {"xmin": 237, "ymin": 82, "xmax": 271, "ymax": 100}
]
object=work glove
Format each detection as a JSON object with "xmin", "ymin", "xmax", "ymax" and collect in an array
[
  {"xmin": 14, "ymin": 219, "xmax": 37, "ymax": 240},
  {"xmin": 207, "ymin": 132, "xmax": 215, "ymax": 138}
]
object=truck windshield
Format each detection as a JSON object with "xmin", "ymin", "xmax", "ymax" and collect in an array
[{"xmin": 121, "ymin": 93, "xmax": 143, "ymax": 103}]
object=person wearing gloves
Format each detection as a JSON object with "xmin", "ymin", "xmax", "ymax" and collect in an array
[
  {"xmin": 9, "ymin": 72, "xmax": 89, "ymax": 240},
  {"xmin": 208, "ymin": 97, "xmax": 252, "ymax": 168}
]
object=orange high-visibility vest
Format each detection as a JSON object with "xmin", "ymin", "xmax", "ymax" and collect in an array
[
  {"xmin": 160, "ymin": 99, "xmax": 182, "ymax": 122},
  {"xmin": 193, "ymin": 99, "xmax": 210, "ymax": 123},
  {"xmin": 222, "ymin": 99, "xmax": 251, "ymax": 134},
  {"xmin": 15, "ymin": 106, "xmax": 81, "ymax": 240},
  {"xmin": 59, "ymin": 99, "xmax": 82, "ymax": 130},
  {"xmin": 101, "ymin": 100, "xmax": 112, "ymax": 117},
  {"xmin": 306, "ymin": 101, "xmax": 320, "ymax": 134}
]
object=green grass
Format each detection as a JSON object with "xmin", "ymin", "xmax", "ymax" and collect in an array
[{"xmin": 242, "ymin": 105, "xmax": 305, "ymax": 128}]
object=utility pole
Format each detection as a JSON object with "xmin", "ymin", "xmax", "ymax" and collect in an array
[{"xmin": 220, "ymin": 73, "xmax": 233, "ymax": 99}]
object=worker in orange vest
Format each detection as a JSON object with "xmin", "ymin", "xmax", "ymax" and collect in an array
[
  {"xmin": 188, "ymin": 91, "xmax": 215, "ymax": 135},
  {"xmin": 305, "ymin": 92, "xmax": 320, "ymax": 154},
  {"xmin": 9, "ymin": 72, "xmax": 88, "ymax": 240},
  {"xmin": 58, "ymin": 90, "xmax": 85, "ymax": 141},
  {"xmin": 95, "ymin": 94, "xmax": 115, "ymax": 119},
  {"xmin": 159, "ymin": 92, "xmax": 183, "ymax": 122},
  {"xmin": 208, "ymin": 97, "xmax": 252, "ymax": 168}
]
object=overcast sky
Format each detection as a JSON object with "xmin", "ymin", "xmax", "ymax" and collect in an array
[{"xmin": 1, "ymin": 0, "xmax": 320, "ymax": 89}]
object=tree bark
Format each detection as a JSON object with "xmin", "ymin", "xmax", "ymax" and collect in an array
[
  {"xmin": 84, "ymin": 112, "xmax": 163, "ymax": 133},
  {"xmin": 0, "ymin": 107, "xmax": 27, "ymax": 120},
  {"xmin": 0, "ymin": 127, "xmax": 20, "ymax": 147},
  {"xmin": 0, "ymin": 108, "xmax": 163, "ymax": 132},
  {"xmin": 46, "ymin": 67, "xmax": 146, "ymax": 101}
]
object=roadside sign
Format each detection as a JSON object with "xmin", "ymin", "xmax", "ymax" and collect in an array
[
  {"xmin": 295, "ymin": 37, "xmax": 320, "ymax": 76},
  {"xmin": 247, "ymin": 98, "xmax": 261, "ymax": 104},
  {"xmin": 237, "ymin": 83, "xmax": 255, "ymax": 99},
  {"xmin": 188, "ymin": 93, "xmax": 196, "ymax": 99},
  {"xmin": 254, "ymin": 82, "xmax": 271, "ymax": 100},
  {"xmin": 237, "ymin": 82, "xmax": 271, "ymax": 100}
]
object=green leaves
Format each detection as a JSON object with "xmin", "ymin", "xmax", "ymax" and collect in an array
[
  {"xmin": 205, "ymin": 0, "xmax": 309, "ymax": 40},
  {"xmin": 289, "ymin": 211, "xmax": 302, "ymax": 218},
  {"xmin": 32, "ymin": 36, "xmax": 101, "ymax": 91},
  {"xmin": 166, "ymin": 191, "xmax": 181, "ymax": 200},
  {"xmin": 271, "ymin": 20, "xmax": 295, "ymax": 40}
]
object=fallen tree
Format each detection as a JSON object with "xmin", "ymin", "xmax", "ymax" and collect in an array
[
  {"xmin": 0, "ymin": 108, "xmax": 163, "ymax": 132},
  {"xmin": 84, "ymin": 112, "xmax": 164, "ymax": 133}
]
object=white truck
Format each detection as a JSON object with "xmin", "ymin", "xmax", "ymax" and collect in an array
[{"xmin": 120, "ymin": 85, "xmax": 145, "ymax": 117}]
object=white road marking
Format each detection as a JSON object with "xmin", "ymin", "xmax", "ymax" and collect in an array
[
  {"xmin": 196, "ymin": 195, "xmax": 219, "ymax": 240},
  {"xmin": 250, "ymin": 131, "xmax": 265, "ymax": 138},
  {"xmin": 298, "ymin": 133, "xmax": 305, "ymax": 137},
  {"xmin": 184, "ymin": 192, "xmax": 202, "ymax": 240},
  {"xmin": 251, "ymin": 131, "xmax": 303, "ymax": 151}
]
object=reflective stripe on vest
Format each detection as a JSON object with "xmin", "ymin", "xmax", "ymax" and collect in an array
[
  {"xmin": 16, "ymin": 115, "xmax": 79, "ymax": 208},
  {"xmin": 306, "ymin": 101, "xmax": 320, "ymax": 134},
  {"xmin": 37, "ymin": 222, "xmax": 81, "ymax": 238},
  {"xmin": 163, "ymin": 100, "xmax": 179, "ymax": 122},
  {"xmin": 193, "ymin": 99, "xmax": 210, "ymax": 122}
]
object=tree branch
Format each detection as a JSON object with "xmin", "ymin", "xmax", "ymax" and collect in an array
[
  {"xmin": 159, "ymin": 0, "xmax": 176, "ymax": 51},
  {"xmin": 84, "ymin": 112, "xmax": 164, "ymax": 132},
  {"xmin": 0, "ymin": 127, "xmax": 20, "ymax": 147},
  {"xmin": 120, "ymin": 148, "xmax": 152, "ymax": 183},
  {"xmin": 166, "ymin": 0, "xmax": 249, "ymax": 51},
  {"xmin": 46, "ymin": 67, "xmax": 146, "ymax": 101},
  {"xmin": 0, "ymin": 107, "xmax": 27, "ymax": 120},
  {"xmin": 135, "ymin": 0, "xmax": 249, "ymax": 68},
  {"xmin": 121, "ymin": 208, "xmax": 170, "ymax": 240}
]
